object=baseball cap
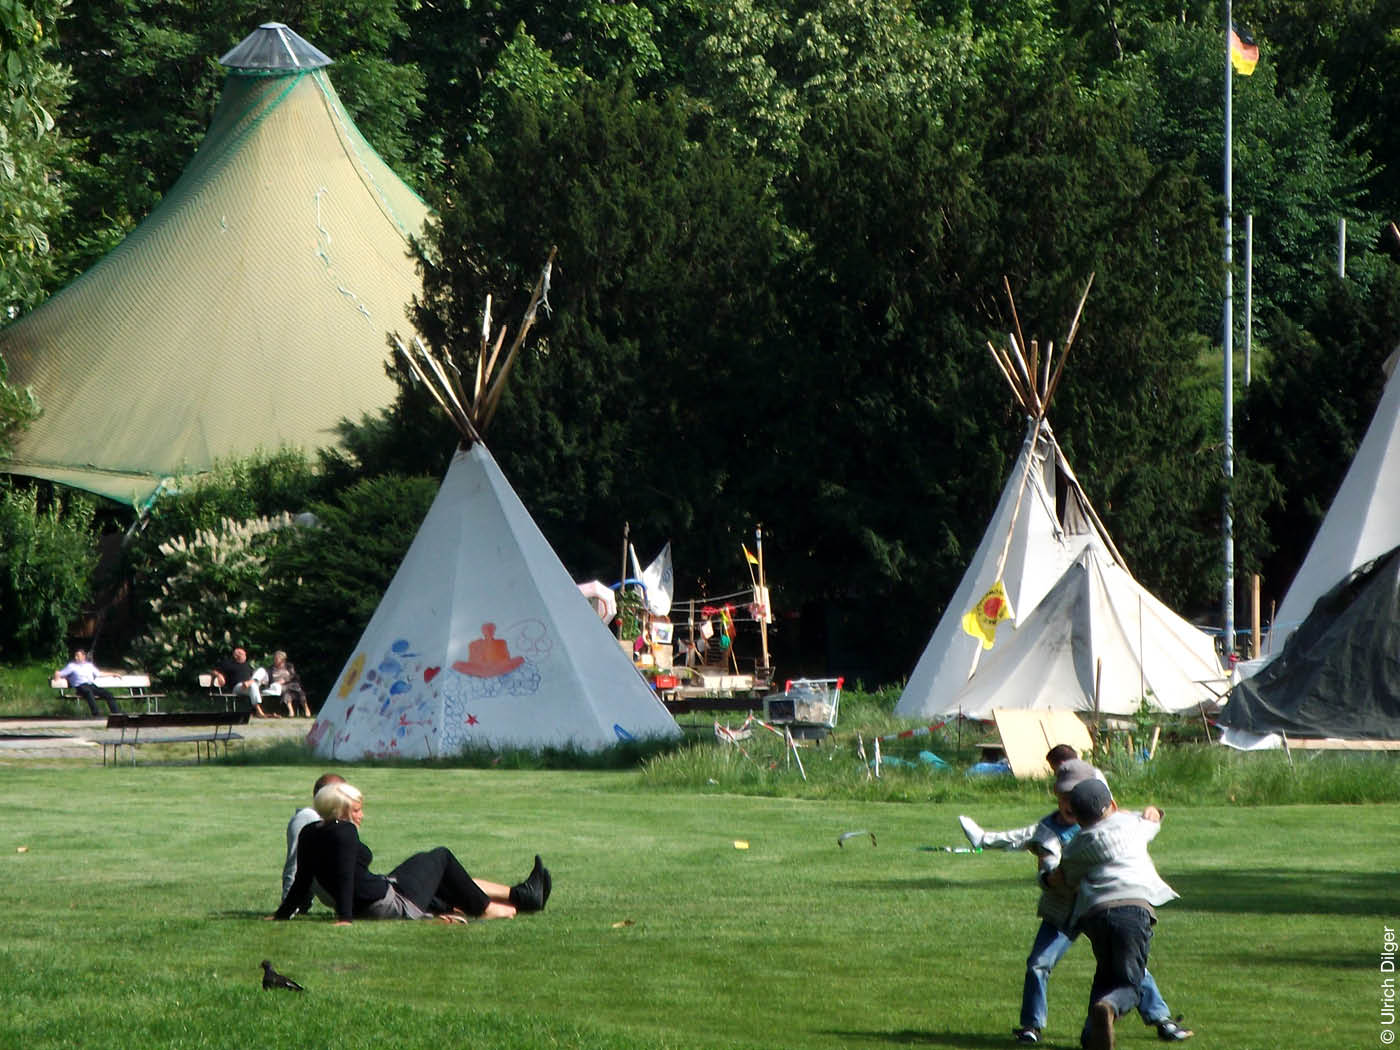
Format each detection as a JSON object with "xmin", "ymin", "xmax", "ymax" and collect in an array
[
  {"xmin": 1068, "ymin": 778, "xmax": 1114, "ymax": 825},
  {"xmin": 1053, "ymin": 758, "xmax": 1099, "ymax": 796}
]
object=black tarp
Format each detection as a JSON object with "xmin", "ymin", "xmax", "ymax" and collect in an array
[{"xmin": 1221, "ymin": 546, "xmax": 1400, "ymax": 739}]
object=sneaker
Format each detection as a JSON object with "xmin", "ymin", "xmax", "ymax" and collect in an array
[
  {"xmin": 1156, "ymin": 1018, "xmax": 1194, "ymax": 1041},
  {"xmin": 1013, "ymin": 1028, "xmax": 1040, "ymax": 1043},
  {"xmin": 958, "ymin": 815, "xmax": 986, "ymax": 850},
  {"xmin": 1088, "ymin": 1002, "xmax": 1116, "ymax": 1050}
]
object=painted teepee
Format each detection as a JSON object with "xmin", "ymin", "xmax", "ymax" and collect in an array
[
  {"xmin": 0, "ymin": 23, "xmax": 427, "ymax": 504},
  {"xmin": 894, "ymin": 279, "xmax": 1226, "ymax": 719},
  {"xmin": 308, "ymin": 255, "xmax": 682, "ymax": 758}
]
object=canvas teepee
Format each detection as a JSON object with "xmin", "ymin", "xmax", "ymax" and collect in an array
[
  {"xmin": 944, "ymin": 544, "xmax": 1228, "ymax": 718},
  {"xmin": 894, "ymin": 280, "xmax": 1226, "ymax": 720},
  {"xmin": 1223, "ymin": 545, "xmax": 1400, "ymax": 741},
  {"xmin": 307, "ymin": 257, "xmax": 682, "ymax": 758},
  {"xmin": 0, "ymin": 23, "xmax": 427, "ymax": 505},
  {"xmin": 1261, "ymin": 350, "xmax": 1400, "ymax": 656}
]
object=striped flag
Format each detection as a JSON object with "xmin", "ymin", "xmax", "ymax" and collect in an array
[{"xmin": 1230, "ymin": 25, "xmax": 1259, "ymax": 75}]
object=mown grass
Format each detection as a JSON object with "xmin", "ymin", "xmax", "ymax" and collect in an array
[{"xmin": 0, "ymin": 764, "xmax": 1390, "ymax": 1050}]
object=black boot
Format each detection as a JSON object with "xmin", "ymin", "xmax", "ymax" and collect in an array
[{"xmin": 509, "ymin": 855, "xmax": 550, "ymax": 912}]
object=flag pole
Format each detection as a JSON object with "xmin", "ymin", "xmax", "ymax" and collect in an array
[
  {"xmin": 756, "ymin": 525, "xmax": 771, "ymax": 675},
  {"xmin": 1222, "ymin": 0, "xmax": 1237, "ymax": 664}
]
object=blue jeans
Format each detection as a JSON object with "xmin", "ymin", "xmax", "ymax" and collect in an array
[{"xmin": 1020, "ymin": 918, "xmax": 1169, "ymax": 1031}]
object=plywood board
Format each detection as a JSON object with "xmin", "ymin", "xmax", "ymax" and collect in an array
[{"xmin": 993, "ymin": 708, "xmax": 1095, "ymax": 778}]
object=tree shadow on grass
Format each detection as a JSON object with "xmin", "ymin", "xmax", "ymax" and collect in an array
[
  {"xmin": 1170, "ymin": 867, "xmax": 1394, "ymax": 917},
  {"xmin": 843, "ymin": 876, "xmax": 1029, "ymax": 893}
]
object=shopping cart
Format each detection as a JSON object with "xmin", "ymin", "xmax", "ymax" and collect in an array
[{"xmin": 763, "ymin": 677, "xmax": 844, "ymax": 739}]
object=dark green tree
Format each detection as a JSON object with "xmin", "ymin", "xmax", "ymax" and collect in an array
[
  {"xmin": 394, "ymin": 82, "xmax": 788, "ymax": 591},
  {"xmin": 1, "ymin": 0, "xmax": 73, "ymax": 315}
]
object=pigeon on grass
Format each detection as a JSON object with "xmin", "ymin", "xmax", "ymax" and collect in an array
[{"xmin": 261, "ymin": 960, "xmax": 305, "ymax": 992}]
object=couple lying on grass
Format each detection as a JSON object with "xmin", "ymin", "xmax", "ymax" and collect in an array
[{"xmin": 271, "ymin": 773, "xmax": 550, "ymax": 925}]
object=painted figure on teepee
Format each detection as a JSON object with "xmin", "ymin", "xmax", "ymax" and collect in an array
[{"xmin": 308, "ymin": 252, "xmax": 681, "ymax": 759}]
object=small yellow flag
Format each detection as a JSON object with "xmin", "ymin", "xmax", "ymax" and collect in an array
[
  {"xmin": 742, "ymin": 544, "xmax": 759, "ymax": 566},
  {"xmin": 961, "ymin": 580, "xmax": 1014, "ymax": 650}
]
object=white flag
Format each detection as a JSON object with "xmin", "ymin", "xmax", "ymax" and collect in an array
[{"xmin": 630, "ymin": 541, "xmax": 674, "ymax": 616}]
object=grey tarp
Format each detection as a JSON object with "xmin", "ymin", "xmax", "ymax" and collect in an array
[{"xmin": 1222, "ymin": 546, "xmax": 1400, "ymax": 740}]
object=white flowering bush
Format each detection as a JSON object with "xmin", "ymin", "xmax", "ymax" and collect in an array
[{"xmin": 129, "ymin": 513, "xmax": 293, "ymax": 685}]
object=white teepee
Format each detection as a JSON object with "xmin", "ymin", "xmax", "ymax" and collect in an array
[
  {"xmin": 893, "ymin": 418, "xmax": 1104, "ymax": 717},
  {"xmin": 1262, "ymin": 350, "xmax": 1400, "ymax": 656},
  {"xmin": 944, "ymin": 545, "xmax": 1228, "ymax": 717},
  {"xmin": 894, "ymin": 279, "xmax": 1226, "ymax": 719},
  {"xmin": 308, "ymin": 257, "xmax": 681, "ymax": 757}
]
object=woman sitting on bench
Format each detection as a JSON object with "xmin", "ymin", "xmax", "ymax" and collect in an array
[
  {"xmin": 268, "ymin": 650, "xmax": 312, "ymax": 718},
  {"xmin": 271, "ymin": 781, "xmax": 550, "ymax": 924}
]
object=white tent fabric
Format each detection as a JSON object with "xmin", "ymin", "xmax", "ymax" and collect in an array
[
  {"xmin": 629, "ymin": 541, "xmax": 674, "ymax": 616},
  {"xmin": 308, "ymin": 444, "xmax": 681, "ymax": 758},
  {"xmin": 945, "ymin": 546, "xmax": 1228, "ymax": 718},
  {"xmin": 1263, "ymin": 351, "xmax": 1400, "ymax": 655},
  {"xmin": 894, "ymin": 420, "xmax": 1100, "ymax": 718}
]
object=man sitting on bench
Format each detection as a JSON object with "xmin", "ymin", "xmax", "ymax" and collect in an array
[
  {"xmin": 55, "ymin": 649, "xmax": 123, "ymax": 716},
  {"xmin": 212, "ymin": 646, "xmax": 274, "ymax": 719}
]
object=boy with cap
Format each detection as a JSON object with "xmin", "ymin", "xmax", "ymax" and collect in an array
[
  {"xmin": 1052, "ymin": 777, "xmax": 1184, "ymax": 1050},
  {"xmin": 1003, "ymin": 761, "xmax": 1189, "ymax": 1044}
]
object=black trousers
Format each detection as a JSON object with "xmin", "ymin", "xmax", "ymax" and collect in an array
[
  {"xmin": 75, "ymin": 683, "xmax": 121, "ymax": 716},
  {"xmin": 389, "ymin": 847, "xmax": 491, "ymax": 916},
  {"xmin": 1080, "ymin": 905, "xmax": 1154, "ymax": 1020}
]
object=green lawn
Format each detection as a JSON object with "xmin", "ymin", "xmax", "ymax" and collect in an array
[{"xmin": 0, "ymin": 764, "xmax": 1388, "ymax": 1049}]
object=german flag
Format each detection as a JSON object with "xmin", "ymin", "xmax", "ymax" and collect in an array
[{"xmin": 1230, "ymin": 25, "xmax": 1259, "ymax": 76}]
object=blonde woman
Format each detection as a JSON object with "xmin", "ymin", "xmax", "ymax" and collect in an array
[
  {"xmin": 271, "ymin": 781, "xmax": 550, "ymax": 924},
  {"xmin": 268, "ymin": 650, "xmax": 312, "ymax": 718}
]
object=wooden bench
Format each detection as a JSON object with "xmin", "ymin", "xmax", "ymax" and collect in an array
[
  {"xmin": 197, "ymin": 673, "xmax": 248, "ymax": 711},
  {"xmin": 102, "ymin": 711, "xmax": 250, "ymax": 766},
  {"xmin": 52, "ymin": 673, "xmax": 165, "ymax": 714}
]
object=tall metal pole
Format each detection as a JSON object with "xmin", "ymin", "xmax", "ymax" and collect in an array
[
  {"xmin": 1222, "ymin": 1, "xmax": 1236, "ymax": 661},
  {"xmin": 755, "ymin": 525, "xmax": 771, "ymax": 674},
  {"xmin": 1244, "ymin": 213, "xmax": 1253, "ymax": 387}
]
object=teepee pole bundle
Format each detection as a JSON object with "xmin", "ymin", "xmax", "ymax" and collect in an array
[
  {"xmin": 397, "ymin": 247, "xmax": 557, "ymax": 447},
  {"xmin": 989, "ymin": 273, "xmax": 1099, "ymax": 581},
  {"xmin": 478, "ymin": 245, "xmax": 558, "ymax": 432},
  {"xmin": 394, "ymin": 335, "xmax": 482, "ymax": 446}
]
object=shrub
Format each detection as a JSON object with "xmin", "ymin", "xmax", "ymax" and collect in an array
[
  {"xmin": 0, "ymin": 485, "xmax": 96, "ymax": 661},
  {"xmin": 261, "ymin": 473, "xmax": 441, "ymax": 699},
  {"xmin": 127, "ymin": 513, "xmax": 295, "ymax": 685}
]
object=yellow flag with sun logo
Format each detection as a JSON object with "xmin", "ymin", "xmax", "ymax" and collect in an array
[{"xmin": 962, "ymin": 581, "xmax": 1014, "ymax": 650}]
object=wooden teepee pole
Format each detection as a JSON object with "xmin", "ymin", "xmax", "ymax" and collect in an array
[{"xmin": 479, "ymin": 245, "xmax": 558, "ymax": 431}]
